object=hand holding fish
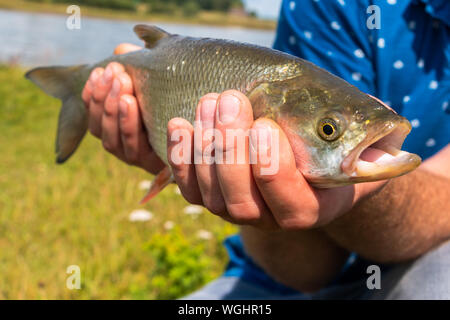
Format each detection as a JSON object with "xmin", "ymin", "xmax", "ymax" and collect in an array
[
  {"xmin": 81, "ymin": 44, "xmax": 388, "ymax": 230},
  {"xmin": 81, "ymin": 44, "xmax": 165, "ymax": 175}
]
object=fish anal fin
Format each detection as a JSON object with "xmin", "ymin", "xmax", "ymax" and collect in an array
[
  {"xmin": 140, "ymin": 167, "xmax": 174, "ymax": 204},
  {"xmin": 133, "ymin": 24, "xmax": 172, "ymax": 49}
]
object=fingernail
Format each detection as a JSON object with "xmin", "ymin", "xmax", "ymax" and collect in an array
[
  {"xmin": 119, "ymin": 98, "xmax": 128, "ymax": 118},
  {"xmin": 111, "ymin": 79, "xmax": 121, "ymax": 97},
  {"xmin": 200, "ymin": 99, "xmax": 216, "ymax": 128},
  {"xmin": 103, "ymin": 66, "xmax": 113, "ymax": 84},
  {"xmin": 218, "ymin": 94, "xmax": 240, "ymax": 124},
  {"xmin": 90, "ymin": 70, "xmax": 100, "ymax": 83}
]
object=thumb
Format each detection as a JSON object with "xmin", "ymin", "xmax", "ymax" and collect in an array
[{"xmin": 114, "ymin": 43, "xmax": 142, "ymax": 55}]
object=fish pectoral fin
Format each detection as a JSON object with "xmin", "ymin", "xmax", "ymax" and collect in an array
[
  {"xmin": 133, "ymin": 25, "xmax": 172, "ymax": 49},
  {"xmin": 140, "ymin": 166, "xmax": 174, "ymax": 204}
]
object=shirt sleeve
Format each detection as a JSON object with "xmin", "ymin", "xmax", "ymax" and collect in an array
[{"xmin": 273, "ymin": 0, "xmax": 376, "ymax": 95}]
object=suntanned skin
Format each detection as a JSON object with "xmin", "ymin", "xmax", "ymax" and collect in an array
[{"xmin": 82, "ymin": 44, "xmax": 450, "ymax": 293}]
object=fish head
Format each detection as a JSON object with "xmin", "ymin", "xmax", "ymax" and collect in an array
[{"xmin": 262, "ymin": 76, "xmax": 422, "ymax": 188}]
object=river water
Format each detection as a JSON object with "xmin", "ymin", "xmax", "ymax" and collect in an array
[{"xmin": 0, "ymin": 9, "xmax": 276, "ymax": 66}]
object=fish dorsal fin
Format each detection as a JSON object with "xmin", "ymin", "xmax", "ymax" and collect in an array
[{"xmin": 133, "ymin": 25, "xmax": 171, "ymax": 49}]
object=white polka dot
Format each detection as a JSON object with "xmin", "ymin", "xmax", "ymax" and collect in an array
[
  {"xmin": 387, "ymin": 0, "xmax": 397, "ymax": 4},
  {"xmin": 289, "ymin": 35, "xmax": 296, "ymax": 45},
  {"xmin": 352, "ymin": 72, "xmax": 362, "ymax": 81},
  {"xmin": 377, "ymin": 38, "xmax": 385, "ymax": 48},
  {"xmin": 429, "ymin": 80, "xmax": 438, "ymax": 90},
  {"xmin": 393, "ymin": 60, "xmax": 404, "ymax": 69},
  {"xmin": 408, "ymin": 21, "xmax": 416, "ymax": 30},
  {"xmin": 403, "ymin": 95, "xmax": 410, "ymax": 103},
  {"xmin": 304, "ymin": 31, "xmax": 312, "ymax": 39},
  {"xmin": 354, "ymin": 49, "xmax": 365, "ymax": 58},
  {"xmin": 289, "ymin": 1, "xmax": 295, "ymax": 10},
  {"xmin": 417, "ymin": 59, "xmax": 424, "ymax": 68},
  {"xmin": 442, "ymin": 101, "xmax": 449, "ymax": 111},
  {"xmin": 425, "ymin": 138, "xmax": 436, "ymax": 147},
  {"xmin": 337, "ymin": 0, "xmax": 346, "ymax": 6},
  {"xmin": 331, "ymin": 21, "xmax": 341, "ymax": 30},
  {"xmin": 327, "ymin": 51, "xmax": 333, "ymax": 56},
  {"xmin": 411, "ymin": 119, "xmax": 420, "ymax": 128}
]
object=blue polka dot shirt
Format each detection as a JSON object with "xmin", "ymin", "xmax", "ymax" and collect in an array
[
  {"xmin": 273, "ymin": 0, "xmax": 450, "ymax": 160},
  {"xmin": 223, "ymin": 0, "xmax": 450, "ymax": 294}
]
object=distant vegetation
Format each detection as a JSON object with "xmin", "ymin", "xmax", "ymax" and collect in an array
[{"xmin": 27, "ymin": 0, "xmax": 245, "ymax": 17}]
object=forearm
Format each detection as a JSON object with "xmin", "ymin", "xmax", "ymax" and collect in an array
[
  {"xmin": 323, "ymin": 165, "xmax": 450, "ymax": 263},
  {"xmin": 240, "ymin": 226, "xmax": 348, "ymax": 292}
]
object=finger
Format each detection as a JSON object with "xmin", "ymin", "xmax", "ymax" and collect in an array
[
  {"xmin": 114, "ymin": 43, "xmax": 142, "ymax": 55},
  {"xmin": 118, "ymin": 94, "xmax": 165, "ymax": 174},
  {"xmin": 101, "ymin": 71, "xmax": 132, "ymax": 158},
  {"xmin": 88, "ymin": 63, "xmax": 126, "ymax": 138},
  {"xmin": 214, "ymin": 90, "xmax": 276, "ymax": 229},
  {"xmin": 250, "ymin": 119, "xmax": 320, "ymax": 229},
  {"xmin": 87, "ymin": 67, "xmax": 105, "ymax": 137},
  {"xmin": 167, "ymin": 117, "xmax": 203, "ymax": 205},
  {"xmin": 193, "ymin": 94, "xmax": 227, "ymax": 216}
]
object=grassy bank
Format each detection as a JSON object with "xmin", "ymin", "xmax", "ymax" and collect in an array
[
  {"xmin": 0, "ymin": 65, "xmax": 237, "ymax": 299},
  {"xmin": 0, "ymin": 0, "xmax": 276, "ymax": 30}
]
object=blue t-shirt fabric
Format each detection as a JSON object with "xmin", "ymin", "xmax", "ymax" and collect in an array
[{"xmin": 223, "ymin": 0, "xmax": 450, "ymax": 295}]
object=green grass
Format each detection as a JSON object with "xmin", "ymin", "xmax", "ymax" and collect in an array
[
  {"xmin": 0, "ymin": 0, "xmax": 276, "ymax": 30},
  {"xmin": 0, "ymin": 65, "xmax": 237, "ymax": 299}
]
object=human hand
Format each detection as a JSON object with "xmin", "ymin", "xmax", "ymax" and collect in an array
[
  {"xmin": 167, "ymin": 90, "xmax": 387, "ymax": 230},
  {"xmin": 81, "ymin": 43, "xmax": 165, "ymax": 174}
]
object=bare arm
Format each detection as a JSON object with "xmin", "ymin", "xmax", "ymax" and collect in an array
[{"xmin": 323, "ymin": 145, "xmax": 450, "ymax": 263}]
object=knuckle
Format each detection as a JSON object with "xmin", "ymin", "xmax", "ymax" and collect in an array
[
  {"xmin": 204, "ymin": 200, "xmax": 226, "ymax": 216},
  {"xmin": 278, "ymin": 213, "xmax": 318, "ymax": 230},
  {"xmin": 226, "ymin": 201, "xmax": 261, "ymax": 224}
]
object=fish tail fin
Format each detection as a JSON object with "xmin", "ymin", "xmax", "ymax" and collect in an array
[
  {"xmin": 25, "ymin": 65, "xmax": 91, "ymax": 163},
  {"xmin": 140, "ymin": 167, "xmax": 174, "ymax": 204}
]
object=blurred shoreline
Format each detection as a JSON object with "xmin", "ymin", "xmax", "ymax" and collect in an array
[{"xmin": 0, "ymin": 0, "xmax": 277, "ymax": 30}]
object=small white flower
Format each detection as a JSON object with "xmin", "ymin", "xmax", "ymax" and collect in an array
[
  {"xmin": 393, "ymin": 60, "xmax": 404, "ymax": 69},
  {"xmin": 164, "ymin": 221, "xmax": 175, "ymax": 230},
  {"xmin": 352, "ymin": 72, "xmax": 362, "ymax": 81},
  {"xmin": 411, "ymin": 119, "xmax": 420, "ymax": 128},
  {"xmin": 403, "ymin": 95, "xmax": 410, "ymax": 103},
  {"xmin": 377, "ymin": 38, "xmax": 385, "ymax": 48},
  {"xmin": 129, "ymin": 209, "xmax": 153, "ymax": 222},
  {"xmin": 354, "ymin": 49, "xmax": 365, "ymax": 58},
  {"xmin": 331, "ymin": 21, "xmax": 341, "ymax": 30},
  {"xmin": 183, "ymin": 205, "xmax": 203, "ymax": 216},
  {"xmin": 337, "ymin": 0, "xmax": 345, "ymax": 6},
  {"xmin": 443, "ymin": 101, "xmax": 449, "ymax": 111},
  {"xmin": 425, "ymin": 138, "xmax": 436, "ymax": 147},
  {"xmin": 304, "ymin": 31, "xmax": 312, "ymax": 40},
  {"xmin": 387, "ymin": 0, "xmax": 396, "ymax": 5},
  {"xmin": 327, "ymin": 51, "xmax": 333, "ymax": 56},
  {"xmin": 429, "ymin": 80, "xmax": 438, "ymax": 90},
  {"xmin": 197, "ymin": 230, "xmax": 213, "ymax": 240},
  {"xmin": 139, "ymin": 180, "xmax": 152, "ymax": 190}
]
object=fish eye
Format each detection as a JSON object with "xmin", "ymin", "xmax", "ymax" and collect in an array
[{"xmin": 318, "ymin": 118, "xmax": 340, "ymax": 141}]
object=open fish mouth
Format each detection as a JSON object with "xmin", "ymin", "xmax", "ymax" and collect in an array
[{"xmin": 342, "ymin": 119, "xmax": 422, "ymax": 182}]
